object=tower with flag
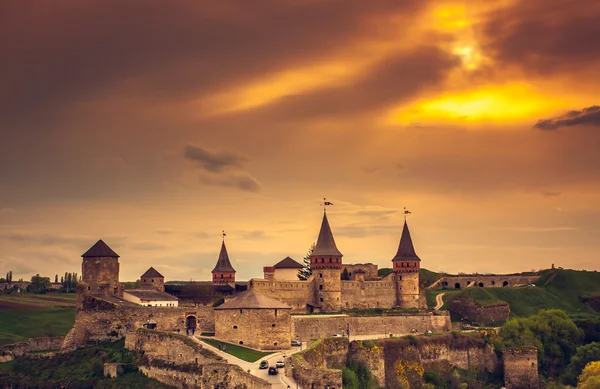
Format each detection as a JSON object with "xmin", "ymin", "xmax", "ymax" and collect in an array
[
  {"xmin": 310, "ymin": 199, "xmax": 343, "ymax": 312},
  {"xmin": 212, "ymin": 231, "xmax": 236, "ymax": 286},
  {"xmin": 392, "ymin": 209, "xmax": 421, "ymax": 308}
]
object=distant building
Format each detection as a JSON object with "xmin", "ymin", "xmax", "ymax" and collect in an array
[
  {"xmin": 263, "ymin": 256, "xmax": 304, "ymax": 281},
  {"xmin": 123, "ymin": 289, "xmax": 179, "ymax": 307},
  {"xmin": 211, "ymin": 241, "xmax": 236, "ymax": 286},
  {"xmin": 140, "ymin": 267, "xmax": 165, "ymax": 292}
]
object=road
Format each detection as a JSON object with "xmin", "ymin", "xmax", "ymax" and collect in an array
[
  {"xmin": 434, "ymin": 292, "xmax": 446, "ymax": 310},
  {"xmin": 193, "ymin": 336, "xmax": 302, "ymax": 389}
]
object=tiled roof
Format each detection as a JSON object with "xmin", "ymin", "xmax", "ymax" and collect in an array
[
  {"xmin": 212, "ymin": 241, "xmax": 236, "ymax": 273},
  {"xmin": 124, "ymin": 289, "xmax": 178, "ymax": 301},
  {"xmin": 392, "ymin": 221, "xmax": 421, "ymax": 262},
  {"xmin": 141, "ymin": 267, "xmax": 163, "ymax": 278},
  {"xmin": 273, "ymin": 256, "xmax": 303, "ymax": 269},
  {"xmin": 214, "ymin": 288, "xmax": 290, "ymax": 310},
  {"xmin": 82, "ymin": 240, "xmax": 119, "ymax": 258},
  {"xmin": 312, "ymin": 212, "xmax": 343, "ymax": 257}
]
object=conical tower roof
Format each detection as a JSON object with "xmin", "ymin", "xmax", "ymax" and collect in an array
[
  {"xmin": 82, "ymin": 239, "xmax": 119, "ymax": 258},
  {"xmin": 212, "ymin": 241, "xmax": 236, "ymax": 273},
  {"xmin": 312, "ymin": 212, "xmax": 342, "ymax": 257},
  {"xmin": 392, "ymin": 221, "xmax": 420, "ymax": 261}
]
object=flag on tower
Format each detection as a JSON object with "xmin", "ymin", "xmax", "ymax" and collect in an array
[{"xmin": 324, "ymin": 201, "xmax": 334, "ymax": 206}]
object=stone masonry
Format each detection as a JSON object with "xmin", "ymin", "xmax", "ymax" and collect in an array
[{"xmin": 503, "ymin": 347, "xmax": 539, "ymax": 389}]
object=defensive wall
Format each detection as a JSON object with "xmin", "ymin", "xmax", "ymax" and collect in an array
[
  {"xmin": 291, "ymin": 312, "xmax": 451, "ymax": 342},
  {"xmin": 250, "ymin": 277, "xmax": 314, "ymax": 313},
  {"xmin": 0, "ymin": 336, "xmax": 65, "ymax": 362},
  {"xmin": 61, "ymin": 296, "xmax": 214, "ymax": 351},
  {"xmin": 449, "ymin": 296, "xmax": 510, "ymax": 325},
  {"xmin": 431, "ymin": 274, "xmax": 539, "ymax": 290},
  {"xmin": 341, "ymin": 278, "xmax": 397, "ymax": 309},
  {"xmin": 503, "ymin": 347, "xmax": 539, "ymax": 389},
  {"xmin": 127, "ymin": 329, "xmax": 270, "ymax": 389},
  {"xmin": 342, "ymin": 263, "xmax": 379, "ymax": 280}
]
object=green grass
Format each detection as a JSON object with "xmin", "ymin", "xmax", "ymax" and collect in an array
[
  {"xmin": 0, "ymin": 293, "xmax": 76, "ymax": 346},
  {"xmin": 0, "ymin": 339, "xmax": 174, "ymax": 388},
  {"xmin": 436, "ymin": 269, "xmax": 600, "ymax": 320},
  {"xmin": 420, "ymin": 268, "xmax": 442, "ymax": 288},
  {"xmin": 199, "ymin": 338, "xmax": 273, "ymax": 362}
]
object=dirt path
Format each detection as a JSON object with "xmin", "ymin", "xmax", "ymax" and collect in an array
[{"xmin": 434, "ymin": 292, "xmax": 446, "ymax": 310}]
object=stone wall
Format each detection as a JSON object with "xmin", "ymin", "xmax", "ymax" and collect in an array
[
  {"xmin": 503, "ymin": 347, "xmax": 539, "ymax": 389},
  {"xmin": 103, "ymin": 363, "xmax": 135, "ymax": 378},
  {"xmin": 288, "ymin": 337, "xmax": 347, "ymax": 389},
  {"xmin": 432, "ymin": 274, "xmax": 539, "ymax": 290},
  {"xmin": 315, "ymin": 268, "xmax": 342, "ymax": 312},
  {"xmin": 291, "ymin": 312, "xmax": 451, "ymax": 342},
  {"xmin": 215, "ymin": 307, "xmax": 292, "ymax": 350},
  {"xmin": 341, "ymin": 280, "xmax": 396, "ymax": 309},
  {"xmin": 125, "ymin": 329, "xmax": 224, "ymax": 366},
  {"xmin": 0, "ymin": 336, "xmax": 65, "ymax": 361},
  {"xmin": 449, "ymin": 296, "xmax": 510, "ymax": 325},
  {"xmin": 61, "ymin": 297, "xmax": 214, "ymax": 350},
  {"xmin": 81, "ymin": 256, "xmax": 122, "ymax": 299},
  {"xmin": 343, "ymin": 263, "xmax": 379, "ymax": 280},
  {"xmin": 348, "ymin": 340, "xmax": 386, "ymax": 386},
  {"xmin": 250, "ymin": 278, "xmax": 314, "ymax": 313}
]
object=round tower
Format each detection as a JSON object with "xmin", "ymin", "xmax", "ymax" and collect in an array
[
  {"xmin": 212, "ymin": 240, "xmax": 236, "ymax": 286},
  {"xmin": 392, "ymin": 220, "xmax": 421, "ymax": 308},
  {"xmin": 310, "ymin": 211, "xmax": 343, "ymax": 312},
  {"xmin": 80, "ymin": 239, "xmax": 123, "ymax": 300}
]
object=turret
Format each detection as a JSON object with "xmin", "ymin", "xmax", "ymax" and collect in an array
[
  {"xmin": 140, "ymin": 267, "xmax": 165, "ymax": 292},
  {"xmin": 79, "ymin": 240, "xmax": 123, "ymax": 306},
  {"xmin": 392, "ymin": 220, "xmax": 421, "ymax": 308},
  {"xmin": 212, "ymin": 240, "xmax": 236, "ymax": 286},
  {"xmin": 310, "ymin": 211, "xmax": 342, "ymax": 312}
]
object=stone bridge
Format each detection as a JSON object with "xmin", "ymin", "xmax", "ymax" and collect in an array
[{"xmin": 430, "ymin": 274, "xmax": 539, "ymax": 290}]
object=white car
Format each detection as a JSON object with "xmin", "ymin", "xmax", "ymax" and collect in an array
[
  {"xmin": 275, "ymin": 360, "xmax": 285, "ymax": 368},
  {"xmin": 332, "ymin": 333, "xmax": 343, "ymax": 337}
]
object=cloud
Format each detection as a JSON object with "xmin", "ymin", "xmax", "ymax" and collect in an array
[
  {"xmin": 184, "ymin": 145, "xmax": 246, "ymax": 172},
  {"xmin": 540, "ymin": 191, "xmax": 561, "ymax": 197},
  {"xmin": 184, "ymin": 145, "xmax": 260, "ymax": 192},
  {"xmin": 0, "ymin": 208, "xmax": 16, "ymax": 214},
  {"xmin": 197, "ymin": 171, "xmax": 261, "ymax": 192},
  {"xmin": 534, "ymin": 106, "xmax": 600, "ymax": 130}
]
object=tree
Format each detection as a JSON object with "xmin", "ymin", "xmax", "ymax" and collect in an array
[
  {"xmin": 6, "ymin": 271, "xmax": 12, "ymax": 283},
  {"xmin": 500, "ymin": 310, "xmax": 583, "ymax": 378},
  {"xmin": 29, "ymin": 274, "xmax": 50, "ymax": 292},
  {"xmin": 564, "ymin": 342, "xmax": 600, "ymax": 385},
  {"xmin": 298, "ymin": 243, "xmax": 315, "ymax": 281},
  {"xmin": 54, "ymin": 274, "xmax": 58, "ymax": 283},
  {"xmin": 342, "ymin": 268, "xmax": 350, "ymax": 280},
  {"xmin": 578, "ymin": 361, "xmax": 600, "ymax": 389}
]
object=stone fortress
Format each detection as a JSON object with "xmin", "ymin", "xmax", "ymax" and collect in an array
[{"xmin": 61, "ymin": 206, "xmax": 539, "ymax": 388}]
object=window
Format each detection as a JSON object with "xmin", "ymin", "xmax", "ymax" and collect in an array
[
  {"xmin": 143, "ymin": 279, "xmax": 146, "ymax": 283},
  {"xmin": 320, "ymin": 297, "xmax": 323, "ymax": 302},
  {"xmin": 221, "ymin": 274, "xmax": 223, "ymax": 279},
  {"xmin": 274, "ymin": 342, "xmax": 278, "ymax": 346},
  {"xmin": 319, "ymin": 285, "xmax": 323, "ymax": 290},
  {"xmin": 321, "ymin": 258, "xmax": 324, "ymax": 263},
  {"xmin": 152, "ymin": 279, "xmax": 155, "ymax": 283},
  {"xmin": 272, "ymin": 324, "xmax": 276, "ymax": 328},
  {"xmin": 233, "ymin": 325, "xmax": 238, "ymax": 329},
  {"xmin": 240, "ymin": 309, "xmax": 243, "ymax": 314},
  {"xmin": 239, "ymin": 341, "xmax": 244, "ymax": 345},
  {"xmin": 319, "ymin": 273, "xmax": 322, "ymax": 278},
  {"xmin": 275, "ymin": 309, "xmax": 278, "ymax": 317}
]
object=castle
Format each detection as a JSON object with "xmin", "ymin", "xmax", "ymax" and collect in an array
[{"xmin": 77, "ymin": 209, "xmax": 424, "ymax": 314}]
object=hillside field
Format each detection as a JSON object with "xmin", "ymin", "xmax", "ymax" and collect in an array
[
  {"xmin": 427, "ymin": 269, "xmax": 600, "ymax": 319},
  {"xmin": 0, "ymin": 293, "xmax": 76, "ymax": 346}
]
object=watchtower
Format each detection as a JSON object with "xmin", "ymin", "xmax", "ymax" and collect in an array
[
  {"xmin": 311, "ymin": 211, "xmax": 343, "ymax": 312},
  {"xmin": 212, "ymin": 240, "xmax": 236, "ymax": 286},
  {"xmin": 392, "ymin": 221, "xmax": 421, "ymax": 308},
  {"xmin": 80, "ymin": 239, "xmax": 123, "ymax": 301}
]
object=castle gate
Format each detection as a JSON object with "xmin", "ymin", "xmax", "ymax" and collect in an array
[{"xmin": 186, "ymin": 315, "xmax": 197, "ymax": 330}]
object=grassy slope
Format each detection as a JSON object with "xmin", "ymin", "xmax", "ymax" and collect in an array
[
  {"xmin": 200, "ymin": 338, "xmax": 273, "ymax": 362},
  {"xmin": 0, "ymin": 293, "xmax": 76, "ymax": 346},
  {"xmin": 432, "ymin": 269, "xmax": 600, "ymax": 319},
  {"xmin": 0, "ymin": 339, "xmax": 173, "ymax": 388}
]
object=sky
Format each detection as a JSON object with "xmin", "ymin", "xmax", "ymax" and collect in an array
[{"xmin": 1, "ymin": 0, "xmax": 599, "ymax": 282}]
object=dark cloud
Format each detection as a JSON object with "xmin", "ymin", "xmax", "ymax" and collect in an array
[
  {"xmin": 241, "ymin": 46, "xmax": 459, "ymax": 120},
  {"xmin": 184, "ymin": 145, "xmax": 246, "ymax": 172},
  {"xmin": 0, "ymin": 0, "xmax": 425, "ymax": 129},
  {"xmin": 534, "ymin": 106, "xmax": 600, "ymax": 130},
  {"xmin": 198, "ymin": 171, "xmax": 260, "ymax": 192},
  {"xmin": 481, "ymin": 0, "xmax": 600, "ymax": 74}
]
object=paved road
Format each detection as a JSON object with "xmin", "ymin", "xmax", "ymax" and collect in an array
[
  {"xmin": 434, "ymin": 292, "xmax": 446, "ymax": 310},
  {"xmin": 193, "ymin": 336, "xmax": 302, "ymax": 389}
]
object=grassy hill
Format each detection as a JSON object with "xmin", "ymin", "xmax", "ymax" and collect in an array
[
  {"xmin": 430, "ymin": 269, "xmax": 600, "ymax": 319},
  {"xmin": 0, "ymin": 293, "xmax": 76, "ymax": 346}
]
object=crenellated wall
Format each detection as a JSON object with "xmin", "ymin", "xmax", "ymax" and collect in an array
[
  {"xmin": 291, "ymin": 312, "xmax": 451, "ymax": 342},
  {"xmin": 341, "ymin": 279, "xmax": 397, "ymax": 309},
  {"xmin": 250, "ymin": 277, "xmax": 315, "ymax": 313}
]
